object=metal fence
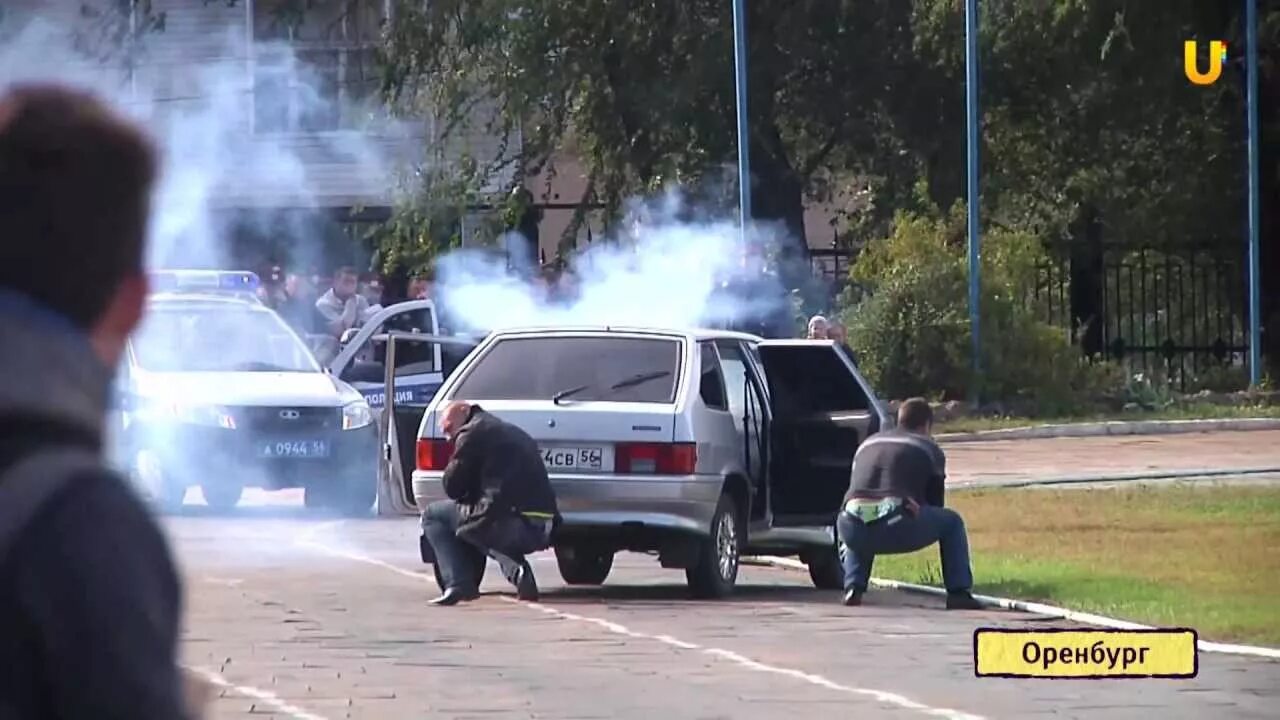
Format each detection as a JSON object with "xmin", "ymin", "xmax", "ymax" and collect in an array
[
  {"xmin": 1031, "ymin": 244, "xmax": 1249, "ymax": 390},
  {"xmin": 802, "ymin": 241, "xmax": 1250, "ymax": 391}
]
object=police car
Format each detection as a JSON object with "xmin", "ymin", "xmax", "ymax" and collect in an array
[{"xmin": 108, "ymin": 271, "xmax": 379, "ymax": 514}]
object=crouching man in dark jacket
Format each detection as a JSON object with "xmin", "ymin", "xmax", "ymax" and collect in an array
[
  {"xmin": 422, "ymin": 401, "xmax": 558, "ymax": 606},
  {"xmin": 836, "ymin": 398, "xmax": 982, "ymax": 610}
]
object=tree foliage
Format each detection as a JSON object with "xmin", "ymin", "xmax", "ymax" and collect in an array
[{"xmin": 373, "ymin": 0, "xmax": 1280, "ymax": 386}]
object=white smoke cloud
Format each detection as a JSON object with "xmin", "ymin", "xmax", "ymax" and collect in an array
[
  {"xmin": 436, "ymin": 190, "xmax": 795, "ymax": 334},
  {"xmin": 0, "ymin": 12, "xmax": 408, "ymax": 272}
]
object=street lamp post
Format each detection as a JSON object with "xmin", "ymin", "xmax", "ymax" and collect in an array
[
  {"xmin": 965, "ymin": 0, "xmax": 982, "ymax": 402},
  {"xmin": 732, "ymin": 0, "xmax": 752, "ymax": 245},
  {"xmin": 1245, "ymin": 0, "xmax": 1262, "ymax": 386}
]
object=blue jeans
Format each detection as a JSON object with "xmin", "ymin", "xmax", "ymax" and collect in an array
[
  {"xmin": 421, "ymin": 500, "xmax": 549, "ymax": 592},
  {"xmin": 836, "ymin": 505, "xmax": 974, "ymax": 593}
]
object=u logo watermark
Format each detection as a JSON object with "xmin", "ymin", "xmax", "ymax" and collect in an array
[{"xmin": 1185, "ymin": 40, "xmax": 1228, "ymax": 85}]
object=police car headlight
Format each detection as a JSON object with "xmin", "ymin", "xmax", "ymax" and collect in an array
[{"xmin": 342, "ymin": 401, "xmax": 374, "ymax": 430}]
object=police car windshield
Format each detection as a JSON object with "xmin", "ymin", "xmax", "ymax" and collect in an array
[{"xmin": 132, "ymin": 304, "xmax": 319, "ymax": 374}]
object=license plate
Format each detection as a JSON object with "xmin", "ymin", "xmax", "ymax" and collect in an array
[
  {"xmin": 542, "ymin": 446, "xmax": 604, "ymax": 471},
  {"xmin": 259, "ymin": 439, "xmax": 331, "ymax": 459}
]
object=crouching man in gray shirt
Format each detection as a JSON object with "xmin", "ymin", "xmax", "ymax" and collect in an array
[{"xmin": 836, "ymin": 398, "xmax": 982, "ymax": 609}]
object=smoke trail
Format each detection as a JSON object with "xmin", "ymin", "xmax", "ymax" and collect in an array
[
  {"xmin": 1, "ymin": 7, "xmax": 410, "ymax": 514},
  {"xmin": 0, "ymin": 12, "xmax": 409, "ymax": 272},
  {"xmin": 435, "ymin": 190, "xmax": 796, "ymax": 334}
]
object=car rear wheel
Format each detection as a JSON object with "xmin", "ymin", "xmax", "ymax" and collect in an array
[
  {"xmin": 686, "ymin": 494, "xmax": 740, "ymax": 599},
  {"xmin": 201, "ymin": 482, "xmax": 243, "ymax": 512},
  {"xmin": 806, "ymin": 542, "xmax": 845, "ymax": 590},
  {"xmin": 555, "ymin": 546, "xmax": 614, "ymax": 585}
]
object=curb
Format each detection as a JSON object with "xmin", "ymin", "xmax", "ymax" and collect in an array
[
  {"xmin": 757, "ymin": 557, "xmax": 1280, "ymax": 660},
  {"xmin": 950, "ymin": 466, "xmax": 1280, "ymax": 490},
  {"xmin": 936, "ymin": 417, "xmax": 1280, "ymax": 443}
]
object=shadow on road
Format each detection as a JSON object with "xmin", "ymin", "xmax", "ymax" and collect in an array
[{"xmin": 523, "ymin": 581, "xmax": 845, "ymax": 606}]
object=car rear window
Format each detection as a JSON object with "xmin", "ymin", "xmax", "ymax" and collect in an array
[{"xmin": 453, "ymin": 336, "xmax": 682, "ymax": 403}]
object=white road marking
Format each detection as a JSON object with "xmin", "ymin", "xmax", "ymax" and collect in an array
[
  {"xmin": 185, "ymin": 665, "xmax": 332, "ymax": 720},
  {"xmin": 295, "ymin": 523, "xmax": 986, "ymax": 720}
]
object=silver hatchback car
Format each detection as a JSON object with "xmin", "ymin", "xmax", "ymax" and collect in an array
[{"xmin": 412, "ymin": 326, "xmax": 890, "ymax": 597}]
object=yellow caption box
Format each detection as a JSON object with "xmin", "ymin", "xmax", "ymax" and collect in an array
[{"xmin": 974, "ymin": 628, "xmax": 1198, "ymax": 679}]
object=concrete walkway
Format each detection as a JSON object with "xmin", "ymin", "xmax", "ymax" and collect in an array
[{"xmin": 946, "ymin": 430, "xmax": 1280, "ymax": 487}]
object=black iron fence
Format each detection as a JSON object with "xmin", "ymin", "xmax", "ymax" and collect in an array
[
  {"xmin": 1031, "ymin": 244, "xmax": 1249, "ymax": 391},
  {"xmin": 806, "ymin": 240, "xmax": 1250, "ymax": 391}
]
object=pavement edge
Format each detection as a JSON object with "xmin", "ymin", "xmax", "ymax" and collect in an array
[{"xmin": 936, "ymin": 417, "xmax": 1280, "ymax": 443}]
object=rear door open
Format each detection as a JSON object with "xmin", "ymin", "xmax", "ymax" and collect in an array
[{"xmin": 756, "ymin": 340, "xmax": 889, "ymax": 527}]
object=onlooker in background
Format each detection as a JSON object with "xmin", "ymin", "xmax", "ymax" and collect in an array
[
  {"xmin": 276, "ymin": 272, "xmax": 317, "ymax": 335},
  {"xmin": 359, "ymin": 273, "xmax": 385, "ymax": 314},
  {"xmin": 407, "ymin": 273, "xmax": 435, "ymax": 301},
  {"xmin": 0, "ymin": 84, "xmax": 197, "ymax": 718},
  {"xmin": 807, "ymin": 314, "xmax": 830, "ymax": 339},
  {"xmin": 826, "ymin": 320, "xmax": 858, "ymax": 365},
  {"xmin": 315, "ymin": 266, "xmax": 374, "ymax": 340},
  {"xmin": 836, "ymin": 398, "xmax": 982, "ymax": 610},
  {"xmin": 826, "ymin": 320, "xmax": 847, "ymax": 345},
  {"xmin": 266, "ymin": 265, "xmax": 286, "ymax": 304}
]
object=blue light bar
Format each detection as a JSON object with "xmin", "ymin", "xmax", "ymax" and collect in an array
[{"xmin": 150, "ymin": 270, "xmax": 261, "ymax": 294}]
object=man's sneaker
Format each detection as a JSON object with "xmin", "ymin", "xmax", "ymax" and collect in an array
[
  {"xmin": 842, "ymin": 589, "xmax": 863, "ymax": 606},
  {"xmin": 515, "ymin": 564, "xmax": 540, "ymax": 602},
  {"xmin": 945, "ymin": 590, "xmax": 983, "ymax": 610}
]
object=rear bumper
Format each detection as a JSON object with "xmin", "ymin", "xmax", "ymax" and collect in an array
[{"xmin": 412, "ymin": 470, "xmax": 724, "ymax": 536}]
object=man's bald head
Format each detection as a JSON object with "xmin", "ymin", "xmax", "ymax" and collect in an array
[{"xmin": 439, "ymin": 400, "xmax": 474, "ymax": 440}]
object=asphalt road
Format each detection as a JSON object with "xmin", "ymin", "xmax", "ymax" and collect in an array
[{"xmin": 169, "ymin": 504, "xmax": 1280, "ymax": 720}]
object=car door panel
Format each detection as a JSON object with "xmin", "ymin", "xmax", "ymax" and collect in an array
[{"xmin": 755, "ymin": 340, "xmax": 889, "ymax": 527}]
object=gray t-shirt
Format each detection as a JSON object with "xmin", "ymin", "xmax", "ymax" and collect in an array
[{"xmin": 844, "ymin": 428, "xmax": 947, "ymax": 508}]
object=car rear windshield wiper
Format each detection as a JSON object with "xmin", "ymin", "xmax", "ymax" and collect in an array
[
  {"xmin": 607, "ymin": 370, "xmax": 672, "ymax": 392},
  {"xmin": 551, "ymin": 371, "xmax": 672, "ymax": 405},
  {"xmin": 552, "ymin": 383, "xmax": 594, "ymax": 405}
]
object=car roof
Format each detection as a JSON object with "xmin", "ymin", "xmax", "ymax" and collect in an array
[{"xmin": 481, "ymin": 325, "xmax": 764, "ymax": 343}]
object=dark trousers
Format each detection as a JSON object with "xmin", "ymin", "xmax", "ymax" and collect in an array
[
  {"xmin": 421, "ymin": 500, "xmax": 549, "ymax": 592},
  {"xmin": 836, "ymin": 505, "xmax": 974, "ymax": 593}
]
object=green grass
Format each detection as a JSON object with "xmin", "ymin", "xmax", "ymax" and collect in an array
[
  {"xmin": 936, "ymin": 403, "xmax": 1280, "ymax": 434},
  {"xmin": 869, "ymin": 486, "xmax": 1280, "ymax": 646}
]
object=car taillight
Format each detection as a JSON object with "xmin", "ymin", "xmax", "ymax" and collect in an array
[
  {"xmin": 416, "ymin": 438, "xmax": 454, "ymax": 471},
  {"xmin": 614, "ymin": 442, "xmax": 697, "ymax": 475}
]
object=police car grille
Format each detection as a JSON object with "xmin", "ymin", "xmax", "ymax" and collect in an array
[{"xmin": 234, "ymin": 407, "xmax": 340, "ymax": 432}]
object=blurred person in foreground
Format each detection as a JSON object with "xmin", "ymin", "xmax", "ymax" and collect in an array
[
  {"xmin": 0, "ymin": 85, "xmax": 196, "ymax": 718},
  {"xmin": 836, "ymin": 398, "xmax": 982, "ymax": 610},
  {"xmin": 421, "ymin": 401, "xmax": 558, "ymax": 606}
]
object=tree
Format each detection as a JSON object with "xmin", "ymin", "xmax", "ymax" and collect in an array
[{"xmin": 379, "ymin": 0, "xmax": 956, "ymax": 286}]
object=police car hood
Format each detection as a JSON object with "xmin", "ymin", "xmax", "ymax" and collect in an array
[{"xmin": 134, "ymin": 371, "xmax": 349, "ymax": 407}]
